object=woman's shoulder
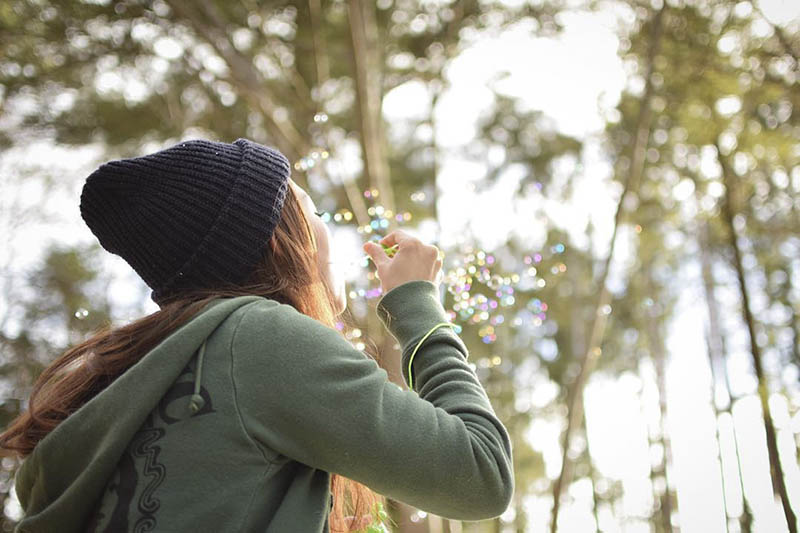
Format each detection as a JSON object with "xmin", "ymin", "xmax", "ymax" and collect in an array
[{"xmin": 229, "ymin": 296, "xmax": 328, "ymax": 344}]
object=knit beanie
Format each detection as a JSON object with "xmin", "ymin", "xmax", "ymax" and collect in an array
[{"xmin": 79, "ymin": 137, "xmax": 291, "ymax": 306}]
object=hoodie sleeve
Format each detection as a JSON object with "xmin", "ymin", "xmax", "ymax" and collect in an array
[{"xmin": 230, "ymin": 280, "xmax": 514, "ymax": 521}]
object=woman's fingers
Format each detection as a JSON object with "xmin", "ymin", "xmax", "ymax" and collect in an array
[{"xmin": 378, "ymin": 228, "xmax": 414, "ymax": 248}]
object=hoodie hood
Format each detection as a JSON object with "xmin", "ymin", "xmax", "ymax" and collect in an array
[{"xmin": 12, "ymin": 295, "xmax": 263, "ymax": 533}]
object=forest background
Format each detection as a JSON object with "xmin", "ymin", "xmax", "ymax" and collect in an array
[{"xmin": 0, "ymin": 0, "xmax": 798, "ymax": 532}]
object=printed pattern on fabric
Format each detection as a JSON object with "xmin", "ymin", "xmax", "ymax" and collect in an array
[{"xmin": 86, "ymin": 362, "xmax": 215, "ymax": 532}]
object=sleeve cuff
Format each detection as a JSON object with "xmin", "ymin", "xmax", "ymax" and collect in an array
[{"xmin": 375, "ymin": 281, "xmax": 452, "ymax": 346}]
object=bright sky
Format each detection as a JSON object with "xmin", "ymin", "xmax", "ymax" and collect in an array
[{"xmin": 1, "ymin": 0, "xmax": 799, "ymax": 531}]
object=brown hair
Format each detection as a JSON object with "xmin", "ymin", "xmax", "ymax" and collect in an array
[{"xmin": 0, "ymin": 183, "xmax": 390, "ymax": 532}]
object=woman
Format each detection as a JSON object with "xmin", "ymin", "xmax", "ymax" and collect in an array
[{"xmin": 0, "ymin": 138, "xmax": 514, "ymax": 532}]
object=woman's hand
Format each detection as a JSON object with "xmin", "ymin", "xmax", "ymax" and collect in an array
[{"xmin": 363, "ymin": 229, "xmax": 443, "ymax": 295}]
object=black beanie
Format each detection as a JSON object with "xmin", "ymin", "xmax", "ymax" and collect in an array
[{"xmin": 79, "ymin": 137, "xmax": 291, "ymax": 306}]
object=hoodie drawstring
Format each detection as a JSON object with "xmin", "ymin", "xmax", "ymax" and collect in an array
[{"xmin": 188, "ymin": 340, "xmax": 207, "ymax": 414}]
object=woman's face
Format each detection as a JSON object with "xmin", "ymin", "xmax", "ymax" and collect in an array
[{"xmin": 287, "ymin": 178, "xmax": 347, "ymax": 316}]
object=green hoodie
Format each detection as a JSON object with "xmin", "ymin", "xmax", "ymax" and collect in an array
[{"xmin": 12, "ymin": 280, "xmax": 514, "ymax": 532}]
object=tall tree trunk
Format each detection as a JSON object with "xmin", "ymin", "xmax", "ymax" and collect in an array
[
  {"xmin": 699, "ymin": 221, "xmax": 754, "ymax": 533},
  {"xmin": 773, "ymin": 262, "xmax": 800, "ymax": 465},
  {"xmin": 639, "ymin": 359, "xmax": 670, "ymax": 533},
  {"xmin": 307, "ymin": 0, "xmax": 371, "ymax": 229},
  {"xmin": 778, "ymin": 265, "xmax": 800, "ymax": 370},
  {"xmin": 652, "ymin": 348, "xmax": 677, "ymax": 533},
  {"xmin": 703, "ymin": 325, "xmax": 732, "ymax": 533},
  {"xmin": 581, "ymin": 407, "xmax": 601, "ymax": 533},
  {"xmin": 347, "ymin": 0, "xmax": 396, "ymax": 216},
  {"xmin": 550, "ymin": 4, "xmax": 666, "ymax": 531},
  {"xmin": 512, "ymin": 462, "xmax": 527, "ymax": 533},
  {"xmin": 715, "ymin": 145, "xmax": 798, "ymax": 533},
  {"xmin": 639, "ymin": 360, "xmax": 660, "ymax": 532},
  {"xmin": 647, "ymin": 336, "xmax": 680, "ymax": 533},
  {"xmin": 642, "ymin": 273, "xmax": 677, "ymax": 533}
]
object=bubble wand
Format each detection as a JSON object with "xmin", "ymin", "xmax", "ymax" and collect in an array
[{"xmin": 362, "ymin": 243, "xmax": 400, "ymax": 261}]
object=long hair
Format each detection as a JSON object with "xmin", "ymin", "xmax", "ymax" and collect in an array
[{"xmin": 0, "ymin": 182, "xmax": 390, "ymax": 532}]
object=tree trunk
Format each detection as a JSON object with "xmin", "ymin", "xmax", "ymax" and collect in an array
[
  {"xmin": 307, "ymin": 0, "xmax": 371, "ymax": 228},
  {"xmin": 550, "ymin": 4, "xmax": 666, "ymax": 531},
  {"xmin": 699, "ymin": 221, "xmax": 754, "ymax": 533},
  {"xmin": 703, "ymin": 325, "xmax": 732, "ymax": 533},
  {"xmin": 644, "ymin": 354, "xmax": 676, "ymax": 533},
  {"xmin": 347, "ymin": 0, "xmax": 396, "ymax": 216},
  {"xmin": 581, "ymin": 407, "xmax": 601, "ymax": 533},
  {"xmin": 715, "ymin": 146, "xmax": 797, "ymax": 533},
  {"xmin": 642, "ymin": 272, "xmax": 677, "ymax": 533},
  {"xmin": 773, "ymin": 264, "xmax": 800, "ymax": 466}
]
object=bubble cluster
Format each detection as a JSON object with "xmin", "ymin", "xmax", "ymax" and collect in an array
[
  {"xmin": 306, "ymin": 180, "xmax": 568, "ymax": 348},
  {"xmin": 315, "ymin": 204, "xmax": 412, "ymax": 234},
  {"xmin": 357, "ymin": 203, "xmax": 413, "ymax": 233},
  {"xmin": 438, "ymin": 243, "xmax": 564, "ymax": 344},
  {"xmin": 293, "ymin": 148, "xmax": 329, "ymax": 172},
  {"xmin": 410, "ymin": 190, "xmax": 427, "ymax": 203}
]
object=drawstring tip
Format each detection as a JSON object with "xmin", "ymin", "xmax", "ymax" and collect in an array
[{"xmin": 189, "ymin": 393, "xmax": 205, "ymax": 413}]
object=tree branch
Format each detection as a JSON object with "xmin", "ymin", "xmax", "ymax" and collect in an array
[{"xmin": 165, "ymin": 0, "xmax": 311, "ymax": 176}]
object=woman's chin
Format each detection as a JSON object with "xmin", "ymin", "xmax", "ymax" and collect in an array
[
  {"xmin": 336, "ymin": 296, "xmax": 347, "ymax": 315},
  {"xmin": 336, "ymin": 283, "xmax": 347, "ymax": 314}
]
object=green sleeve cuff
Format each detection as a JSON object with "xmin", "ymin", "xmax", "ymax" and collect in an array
[
  {"xmin": 405, "ymin": 322, "xmax": 457, "ymax": 390},
  {"xmin": 375, "ymin": 280, "xmax": 452, "ymax": 347},
  {"xmin": 376, "ymin": 280, "xmax": 466, "ymax": 388}
]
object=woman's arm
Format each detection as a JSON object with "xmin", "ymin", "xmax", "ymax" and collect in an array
[{"xmin": 230, "ymin": 280, "xmax": 514, "ymax": 521}]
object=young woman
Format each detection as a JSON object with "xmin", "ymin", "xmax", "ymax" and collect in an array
[{"xmin": 0, "ymin": 138, "xmax": 514, "ymax": 532}]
